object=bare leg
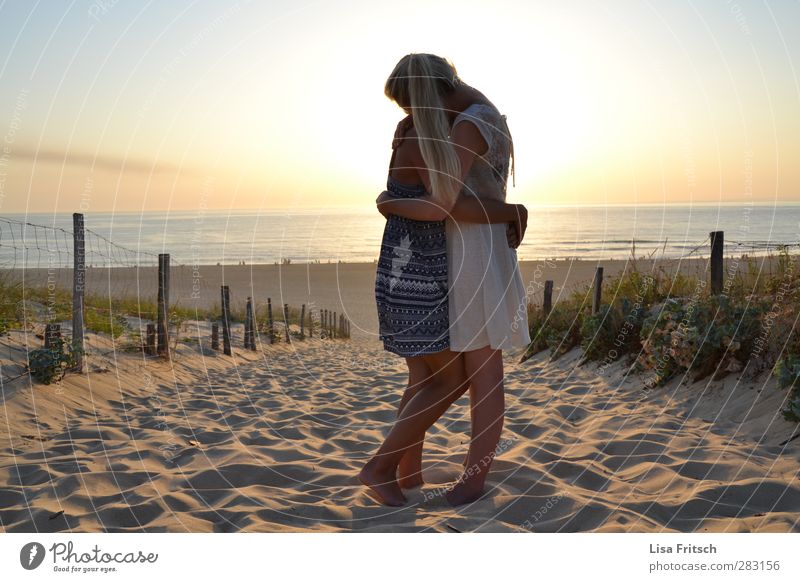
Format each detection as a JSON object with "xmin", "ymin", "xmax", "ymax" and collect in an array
[
  {"xmin": 447, "ymin": 347, "xmax": 504, "ymax": 506},
  {"xmin": 359, "ymin": 350, "xmax": 468, "ymax": 506},
  {"xmin": 396, "ymin": 358, "xmax": 433, "ymax": 489},
  {"xmin": 463, "ymin": 382, "xmax": 477, "ymax": 468}
]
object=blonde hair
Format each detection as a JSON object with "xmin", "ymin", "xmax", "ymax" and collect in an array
[{"xmin": 385, "ymin": 53, "xmax": 463, "ymax": 207}]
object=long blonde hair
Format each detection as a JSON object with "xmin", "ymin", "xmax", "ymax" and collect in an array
[{"xmin": 385, "ymin": 53, "xmax": 462, "ymax": 207}]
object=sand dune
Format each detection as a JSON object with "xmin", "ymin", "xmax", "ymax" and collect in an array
[{"xmin": 1, "ymin": 322, "xmax": 798, "ymax": 532}]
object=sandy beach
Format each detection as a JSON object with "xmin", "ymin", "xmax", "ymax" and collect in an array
[{"xmin": 2, "ymin": 255, "xmax": 799, "ymax": 532}]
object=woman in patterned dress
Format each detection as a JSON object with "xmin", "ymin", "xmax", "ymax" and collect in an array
[{"xmin": 359, "ymin": 53, "xmax": 529, "ymax": 506}]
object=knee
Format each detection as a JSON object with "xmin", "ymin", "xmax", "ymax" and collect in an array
[{"xmin": 440, "ymin": 368, "xmax": 468, "ymax": 398}]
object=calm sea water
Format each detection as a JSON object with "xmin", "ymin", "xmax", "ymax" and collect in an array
[{"xmin": 2, "ymin": 203, "xmax": 799, "ymax": 268}]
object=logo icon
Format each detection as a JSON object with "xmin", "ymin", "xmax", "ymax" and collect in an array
[{"xmin": 20, "ymin": 542, "xmax": 46, "ymax": 570}]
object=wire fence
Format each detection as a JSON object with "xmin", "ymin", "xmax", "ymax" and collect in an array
[
  {"xmin": 0, "ymin": 214, "xmax": 350, "ymax": 372},
  {"xmin": 1, "ymin": 215, "xmax": 184, "ymax": 327},
  {"xmin": 525, "ymin": 230, "xmax": 799, "ymax": 309},
  {"xmin": 0, "ymin": 216, "xmax": 161, "ymax": 268}
]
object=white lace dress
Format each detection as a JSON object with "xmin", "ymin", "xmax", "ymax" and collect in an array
[{"xmin": 446, "ymin": 102, "xmax": 531, "ymax": 351}]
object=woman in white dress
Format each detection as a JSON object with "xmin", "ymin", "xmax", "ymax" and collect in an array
[{"xmin": 374, "ymin": 53, "xmax": 530, "ymax": 505}]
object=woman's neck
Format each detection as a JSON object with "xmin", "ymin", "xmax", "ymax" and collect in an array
[{"xmin": 442, "ymin": 85, "xmax": 488, "ymax": 121}]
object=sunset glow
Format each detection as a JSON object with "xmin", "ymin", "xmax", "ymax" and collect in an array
[{"xmin": 0, "ymin": 0, "xmax": 798, "ymax": 213}]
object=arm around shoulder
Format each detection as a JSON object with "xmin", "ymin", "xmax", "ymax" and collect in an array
[
  {"xmin": 376, "ymin": 191, "xmax": 450, "ymax": 222},
  {"xmin": 449, "ymin": 195, "xmax": 526, "ymax": 224}
]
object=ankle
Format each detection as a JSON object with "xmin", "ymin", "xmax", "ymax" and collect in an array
[{"xmin": 364, "ymin": 456, "xmax": 396, "ymax": 476}]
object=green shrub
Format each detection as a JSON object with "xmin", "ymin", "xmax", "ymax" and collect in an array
[
  {"xmin": 521, "ymin": 293, "xmax": 585, "ymax": 361},
  {"xmin": 0, "ymin": 277, "xmax": 23, "ymax": 334},
  {"xmin": 580, "ymin": 298, "xmax": 647, "ymax": 363},
  {"xmin": 580, "ymin": 304, "xmax": 621, "ymax": 361},
  {"xmin": 775, "ymin": 355, "xmax": 800, "ymax": 422},
  {"xmin": 28, "ymin": 337, "xmax": 79, "ymax": 384},
  {"xmin": 544, "ymin": 301, "xmax": 584, "ymax": 360},
  {"xmin": 638, "ymin": 293, "xmax": 769, "ymax": 385},
  {"xmin": 521, "ymin": 305, "xmax": 550, "ymax": 359}
]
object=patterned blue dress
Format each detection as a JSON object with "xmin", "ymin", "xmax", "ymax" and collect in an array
[{"xmin": 374, "ymin": 175, "xmax": 449, "ymax": 357}]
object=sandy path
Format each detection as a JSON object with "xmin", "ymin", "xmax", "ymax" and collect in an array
[{"xmin": 1, "ymin": 329, "xmax": 798, "ymax": 532}]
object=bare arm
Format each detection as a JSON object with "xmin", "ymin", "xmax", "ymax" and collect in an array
[
  {"xmin": 450, "ymin": 195, "xmax": 525, "ymax": 224},
  {"xmin": 375, "ymin": 192, "xmax": 527, "ymax": 248},
  {"xmin": 376, "ymin": 191, "xmax": 522, "ymax": 224}
]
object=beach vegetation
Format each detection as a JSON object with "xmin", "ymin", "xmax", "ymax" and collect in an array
[
  {"xmin": 27, "ymin": 336, "xmax": 79, "ymax": 384},
  {"xmin": 775, "ymin": 355, "xmax": 800, "ymax": 422},
  {"xmin": 523, "ymin": 249, "xmax": 799, "ymax": 423}
]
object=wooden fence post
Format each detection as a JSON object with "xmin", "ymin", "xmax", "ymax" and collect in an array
[
  {"xmin": 146, "ymin": 323, "xmax": 156, "ymax": 356},
  {"xmin": 211, "ymin": 323, "xmax": 219, "ymax": 350},
  {"xmin": 221, "ymin": 285, "xmax": 232, "ymax": 356},
  {"xmin": 592, "ymin": 267, "xmax": 603, "ymax": 315},
  {"xmin": 243, "ymin": 298, "xmax": 250, "ymax": 349},
  {"xmin": 157, "ymin": 253, "xmax": 170, "ymax": 359},
  {"xmin": 245, "ymin": 297, "xmax": 255, "ymax": 350},
  {"xmin": 308, "ymin": 308, "xmax": 313, "ymax": 338},
  {"xmin": 283, "ymin": 303, "xmax": 291, "ymax": 342},
  {"xmin": 267, "ymin": 298, "xmax": 274, "ymax": 344},
  {"xmin": 251, "ymin": 298, "xmax": 258, "ymax": 349},
  {"xmin": 332, "ymin": 311, "xmax": 337, "ymax": 339},
  {"xmin": 710, "ymin": 231, "xmax": 724, "ymax": 295},
  {"xmin": 543, "ymin": 280, "xmax": 554, "ymax": 315},
  {"xmin": 322, "ymin": 309, "xmax": 327, "ymax": 338},
  {"xmin": 300, "ymin": 304, "xmax": 306, "ymax": 339},
  {"xmin": 72, "ymin": 212, "xmax": 85, "ymax": 372}
]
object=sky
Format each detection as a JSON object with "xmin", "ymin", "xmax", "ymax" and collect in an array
[{"xmin": 0, "ymin": 0, "xmax": 798, "ymax": 214}]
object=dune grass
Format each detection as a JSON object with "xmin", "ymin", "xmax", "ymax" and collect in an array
[{"xmin": 523, "ymin": 247, "xmax": 800, "ymax": 421}]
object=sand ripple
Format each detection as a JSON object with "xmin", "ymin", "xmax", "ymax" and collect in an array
[{"xmin": 1, "ymin": 331, "xmax": 799, "ymax": 532}]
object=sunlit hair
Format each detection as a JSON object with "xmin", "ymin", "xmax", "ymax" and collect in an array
[{"xmin": 384, "ymin": 53, "xmax": 463, "ymax": 208}]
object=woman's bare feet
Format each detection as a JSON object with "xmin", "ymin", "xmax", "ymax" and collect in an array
[
  {"xmin": 397, "ymin": 448, "xmax": 424, "ymax": 489},
  {"xmin": 445, "ymin": 477, "xmax": 486, "ymax": 506},
  {"xmin": 359, "ymin": 459, "xmax": 407, "ymax": 506}
]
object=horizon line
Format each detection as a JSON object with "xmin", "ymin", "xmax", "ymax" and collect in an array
[{"xmin": 6, "ymin": 200, "xmax": 800, "ymax": 216}]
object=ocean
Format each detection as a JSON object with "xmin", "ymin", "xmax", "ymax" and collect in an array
[{"xmin": 1, "ymin": 203, "xmax": 798, "ymax": 268}]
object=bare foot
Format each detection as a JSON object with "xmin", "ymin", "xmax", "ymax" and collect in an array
[
  {"xmin": 445, "ymin": 478, "xmax": 485, "ymax": 506},
  {"xmin": 398, "ymin": 450, "xmax": 424, "ymax": 489},
  {"xmin": 359, "ymin": 460, "xmax": 407, "ymax": 506}
]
